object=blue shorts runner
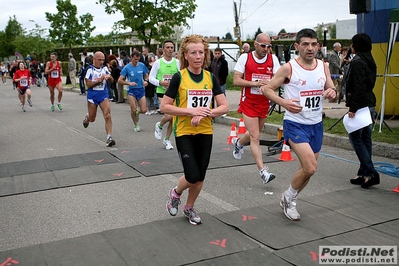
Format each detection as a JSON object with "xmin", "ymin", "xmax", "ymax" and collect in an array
[
  {"xmin": 128, "ymin": 89, "xmax": 145, "ymax": 101},
  {"xmin": 87, "ymin": 89, "xmax": 108, "ymax": 106},
  {"xmin": 283, "ymin": 120, "xmax": 323, "ymax": 153}
]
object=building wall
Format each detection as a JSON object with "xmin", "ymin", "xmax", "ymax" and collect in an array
[{"xmin": 336, "ymin": 19, "xmax": 357, "ymax": 39}]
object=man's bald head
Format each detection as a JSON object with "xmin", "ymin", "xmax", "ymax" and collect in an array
[{"xmin": 93, "ymin": 51, "xmax": 105, "ymax": 68}]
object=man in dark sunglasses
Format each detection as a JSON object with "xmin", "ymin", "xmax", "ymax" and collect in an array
[{"xmin": 232, "ymin": 33, "xmax": 281, "ymax": 185}]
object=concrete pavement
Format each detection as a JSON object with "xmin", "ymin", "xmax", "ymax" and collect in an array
[{"xmin": 0, "ymin": 79, "xmax": 398, "ymax": 264}]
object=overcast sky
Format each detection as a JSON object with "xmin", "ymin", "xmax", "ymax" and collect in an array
[{"xmin": 1, "ymin": 0, "xmax": 357, "ymax": 38}]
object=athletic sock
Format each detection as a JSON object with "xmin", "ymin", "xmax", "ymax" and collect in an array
[{"xmin": 285, "ymin": 185, "xmax": 298, "ymax": 199}]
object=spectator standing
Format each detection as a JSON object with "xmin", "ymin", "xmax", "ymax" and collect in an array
[
  {"xmin": 68, "ymin": 53, "xmax": 77, "ymax": 89},
  {"xmin": 261, "ymin": 28, "xmax": 337, "ymax": 221},
  {"xmin": 211, "ymin": 48, "xmax": 229, "ymax": 95},
  {"xmin": 242, "ymin": 43, "xmax": 251, "ymax": 53},
  {"xmin": 164, "ymin": 34, "xmax": 229, "ymax": 225},
  {"xmin": 345, "ymin": 33, "xmax": 379, "ymax": 189},
  {"xmin": 110, "ymin": 60, "xmax": 121, "ymax": 102},
  {"xmin": 145, "ymin": 54, "xmax": 157, "ymax": 115},
  {"xmin": 315, "ymin": 42, "xmax": 327, "ymax": 61},
  {"xmin": 232, "ymin": 33, "xmax": 281, "ymax": 184},
  {"xmin": 77, "ymin": 61, "xmax": 86, "ymax": 95},
  {"xmin": 329, "ymin": 42, "xmax": 343, "ymax": 101}
]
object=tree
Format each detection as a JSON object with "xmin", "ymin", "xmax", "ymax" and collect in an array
[
  {"xmin": 96, "ymin": 0, "xmax": 197, "ymax": 47},
  {"xmin": 253, "ymin": 27, "xmax": 263, "ymax": 40},
  {"xmin": 0, "ymin": 16, "xmax": 24, "ymax": 58},
  {"xmin": 225, "ymin": 32, "xmax": 232, "ymax": 40},
  {"xmin": 13, "ymin": 23, "xmax": 55, "ymax": 62},
  {"xmin": 279, "ymin": 29, "xmax": 287, "ymax": 34},
  {"xmin": 168, "ymin": 25, "xmax": 185, "ymax": 43},
  {"xmin": 45, "ymin": 0, "xmax": 95, "ymax": 50}
]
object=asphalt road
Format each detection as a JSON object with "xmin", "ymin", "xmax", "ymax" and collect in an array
[{"xmin": 1, "ymin": 81, "xmax": 398, "ymax": 252}]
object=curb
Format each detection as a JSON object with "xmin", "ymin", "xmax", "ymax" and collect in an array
[{"xmin": 215, "ymin": 116, "xmax": 399, "ymax": 159}]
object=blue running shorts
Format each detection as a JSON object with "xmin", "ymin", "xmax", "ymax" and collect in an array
[
  {"xmin": 128, "ymin": 89, "xmax": 145, "ymax": 101},
  {"xmin": 87, "ymin": 89, "xmax": 108, "ymax": 106},
  {"xmin": 283, "ymin": 120, "xmax": 323, "ymax": 153}
]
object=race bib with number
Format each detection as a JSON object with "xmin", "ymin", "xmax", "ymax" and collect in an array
[
  {"xmin": 300, "ymin": 89, "xmax": 323, "ymax": 118},
  {"xmin": 51, "ymin": 71, "xmax": 59, "ymax": 78},
  {"xmin": 20, "ymin": 78, "xmax": 28, "ymax": 87},
  {"xmin": 162, "ymin": 74, "xmax": 173, "ymax": 81},
  {"xmin": 250, "ymin": 73, "xmax": 270, "ymax": 95},
  {"xmin": 187, "ymin": 90, "xmax": 213, "ymax": 108}
]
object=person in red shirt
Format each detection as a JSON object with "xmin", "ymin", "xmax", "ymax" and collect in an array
[
  {"xmin": 13, "ymin": 62, "xmax": 32, "ymax": 112},
  {"xmin": 45, "ymin": 52, "xmax": 63, "ymax": 111}
]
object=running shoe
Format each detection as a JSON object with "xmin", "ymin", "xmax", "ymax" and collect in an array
[
  {"xmin": 83, "ymin": 114, "xmax": 89, "ymax": 128},
  {"xmin": 106, "ymin": 137, "xmax": 116, "ymax": 147},
  {"xmin": 183, "ymin": 205, "xmax": 202, "ymax": 225},
  {"xmin": 22, "ymin": 106, "xmax": 26, "ymax": 112},
  {"xmin": 163, "ymin": 139, "xmax": 173, "ymax": 150},
  {"xmin": 260, "ymin": 166, "xmax": 276, "ymax": 184},
  {"xmin": 232, "ymin": 137, "xmax": 244, "ymax": 159},
  {"xmin": 154, "ymin": 122, "xmax": 162, "ymax": 140},
  {"xmin": 57, "ymin": 103, "xmax": 62, "ymax": 110},
  {"xmin": 280, "ymin": 193, "xmax": 300, "ymax": 221},
  {"xmin": 27, "ymin": 98, "xmax": 32, "ymax": 107},
  {"xmin": 166, "ymin": 188, "xmax": 180, "ymax": 216},
  {"xmin": 134, "ymin": 125, "xmax": 141, "ymax": 132},
  {"xmin": 51, "ymin": 105, "xmax": 55, "ymax": 112}
]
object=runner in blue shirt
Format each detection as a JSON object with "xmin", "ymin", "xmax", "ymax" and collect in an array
[{"xmin": 118, "ymin": 51, "xmax": 149, "ymax": 132}]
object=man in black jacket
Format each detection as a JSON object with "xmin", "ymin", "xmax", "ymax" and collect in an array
[{"xmin": 210, "ymin": 48, "xmax": 229, "ymax": 94}]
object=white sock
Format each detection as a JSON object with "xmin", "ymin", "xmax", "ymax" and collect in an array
[
  {"xmin": 107, "ymin": 134, "xmax": 111, "ymax": 139},
  {"xmin": 285, "ymin": 185, "xmax": 298, "ymax": 199}
]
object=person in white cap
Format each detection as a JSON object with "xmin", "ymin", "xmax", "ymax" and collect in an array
[{"xmin": 68, "ymin": 53, "xmax": 77, "ymax": 89}]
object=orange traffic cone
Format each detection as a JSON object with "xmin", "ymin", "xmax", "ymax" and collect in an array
[
  {"xmin": 227, "ymin": 122, "xmax": 237, "ymax": 144},
  {"xmin": 279, "ymin": 140, "xmax": 295, "ymax": 161},
  {"xmin": 237, "ymin": 118, "xmax": 246, "ymax": 135},
  {"xmin": 393, "ymin": 184, "xmax": 399, "ymax": 193}
]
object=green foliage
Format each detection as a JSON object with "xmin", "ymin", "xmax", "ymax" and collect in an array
[
  {"xmin": 97, "ymin": 0, "xmax": 197, "ymax": 47},
  {"xmin": 225, "ymin": 32, "xmax": 233, "ymax": 40},
  {"xmin": 254, "ymin": 27, "xmax": 263, "ymax": 40},
  {"xmin": 0, "ymin": 16, "xmax": 24, "ymax": 58},
  {"xmin": 13, "ymin": 24, "xmax": 56, "ymax": 62},
  {"xmin": 226, "ymin": 71, "xmax": 241, "ymax": 91},
  {"xmin": 279, "ymin": 29, "xmax": 287, "ymax": 34},
  {"xmin": 45, "ymin": 0, "xmax": 95, "ymax": 49}
]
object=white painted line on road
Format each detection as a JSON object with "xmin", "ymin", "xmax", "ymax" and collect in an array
[
  {"xmin": 48, "ymin": 117, "xmax": 117, "ymax": 149},
  {"xmin": 162, "ymin": 174, "xmax": 240, "ymax": 212},
  {"xmin": 67, "ymin": 126, "xmax": 116, "ymax": 148}
]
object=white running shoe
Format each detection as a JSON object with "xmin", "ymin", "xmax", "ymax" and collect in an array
[
  {"xmin": 163, "ymin": 138, "xmax": 174, "ymax": 150},
  {"xmin": 232, "ymin": 137, "xmax": 244, "ymax": 159},
  {"xmin": 154, "ymin": 122, "xmax": 162, "ymax": 140},
  {"xmin": 260, "ymin": 166, "xmax": 276, "ymax": 184},
  {"xmin": 280, "ymin": 193, "xmax": 300, "ymax": 221}
]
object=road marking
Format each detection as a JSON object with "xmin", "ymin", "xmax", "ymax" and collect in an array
[{"xmin": 162, "ymin": 174, "xmax": 240, "ymax": 212}]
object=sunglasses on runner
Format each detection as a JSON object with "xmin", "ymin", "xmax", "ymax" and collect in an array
[{"xmin": 255, "ymin": 41, "xmax": 272, "ymax": 48}]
